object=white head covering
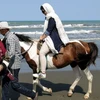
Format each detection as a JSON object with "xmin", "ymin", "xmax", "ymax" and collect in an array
[
  {"xmin": 42, "ymin": 3, "xmax": 55, "ymax": 14},
  {"xmin": 42, "ymin": 3, "xmax": 69, "ymax": 45},
  {"xmin": 0, "ymin": 22, "xmax": 11, "ymax": 29}
]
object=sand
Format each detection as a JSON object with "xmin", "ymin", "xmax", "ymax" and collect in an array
[{"xmin": 15, "ymin": 70, "xmax": 100, "ymax": 100}]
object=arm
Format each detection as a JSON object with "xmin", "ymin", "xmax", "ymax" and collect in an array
[
  {"xmin": 39, "ymin": 18, "xmax": 56, "ymax": 41},
  {"xmin": 39, "ymin": 33, "xmax": 47, "ymax": 41}
]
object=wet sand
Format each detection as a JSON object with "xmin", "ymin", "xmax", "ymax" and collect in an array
[{"xmin": 17, "ymin": 70, "xmax": 100, "ymax": 100}]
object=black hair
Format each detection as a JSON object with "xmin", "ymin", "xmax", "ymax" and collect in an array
[
  {"xmin": 40, "ymin": 6, "xmax": 46, "ymax": 14},
  {"xmin": 40, "ymin": 6, "xmax": 44, "ymax": 10}
]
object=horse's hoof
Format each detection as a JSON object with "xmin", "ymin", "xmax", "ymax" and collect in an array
[
  {"xmin": 84, "ymin": 95, "xmax": 89, "ymax": 100},
  {"xmin": 67, "ymin": 92, "xmax": 73, "ymax": 97},
  {"xmin": 48, "ymin": 88, "xmax": 52, "ymax": 94},
  {"xmin": 27, "ymin": 97, "xmax": 32, "ymax": 100}
]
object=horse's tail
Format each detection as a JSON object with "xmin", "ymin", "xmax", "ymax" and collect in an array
[
  {"xmin": 78, "ymin": 42, "xmax": 98, "ymax": 70},
  {"xmin": 88, "ymin": 42, "xmax": 98, "ymax": 65}
]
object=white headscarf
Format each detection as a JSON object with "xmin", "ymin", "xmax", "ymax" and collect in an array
[{"xmin": 42, "ymin": 3, "xmax": 69, "ymax": 45}]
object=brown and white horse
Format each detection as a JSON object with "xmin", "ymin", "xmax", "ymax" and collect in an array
[{"xmin": 16, "ymin": 34, "xmax": 98, "ymax": 99}]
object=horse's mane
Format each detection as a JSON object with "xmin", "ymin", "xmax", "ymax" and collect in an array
[{"xmin": 14, "ymin": 33, "xmax": 33, "ymax": 42}]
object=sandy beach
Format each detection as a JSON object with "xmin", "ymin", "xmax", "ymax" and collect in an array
[{"xmin": 15, "ymin": 70, "xmax": 100, "ymax": 100}]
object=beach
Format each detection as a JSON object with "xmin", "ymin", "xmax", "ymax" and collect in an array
[
  {"xmin": 16, "ymin": 70, "xmax": 100, "ymax": 100},
  {"xmin": 0, "ymin": 21, "xmax": 100, "ymax": 100}
]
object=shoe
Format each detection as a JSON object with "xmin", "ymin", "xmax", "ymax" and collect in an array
[
  {"xmin": 39, "ymin": 73, "xmax": 46, "ymax": 78},
  {"xmin": 33, "ymin": 73, "xmax": 46, "ymax": 79},
  {"xmin": 33, "ymin": 73, "xmax": 39, "ymax": 78},
  {"xmin": 32, "ymin": 92, "xmax": 38, "ymax": 100}
]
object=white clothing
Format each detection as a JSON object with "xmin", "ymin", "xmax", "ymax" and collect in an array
[
  {"xmin": 40, "ymin": 3, "xmax": 69, "ymax": 73},
  {"xmin": 39, "ymin": 42, "xmax": 50, "ymax": 73},
  {"xmin": 42, "ymin": 3, "xmax": 69, "ymax": 52}
]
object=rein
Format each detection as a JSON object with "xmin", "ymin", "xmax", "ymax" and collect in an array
[{"xmin": 21, "ymin": 41, "xmax": 34, "ymax": 57}]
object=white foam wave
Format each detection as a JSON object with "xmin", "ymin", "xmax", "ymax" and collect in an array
[
  {"xmin": 10, "ymin": 24, "xmax": 43, "ymax": 29},
  {"xmin": 16, "ymin": 31, "xmax": 43, "ymax": 34},
  {"xmin": 62, "ymin": 24, "xmax": 100, "ymax": 28},
  {"xmin": 11, "ymin": 25, "xmax": 29, "ymax": 28},
  {"xmin": 71, "ymin": 38, "xmax": 100, "ymax": 41},
  {"xmin": 64, "ymin": 24, "xmax": 84, "ymax": 28},
  {"xmin": 10, "ymin": 24, "xmax": 100, "ymax": 29},
  {"xmin": 14, "ymin": 31, "xmax": 100, "ymax": 41},
  {"xmin": 15, "ymin": 29, "xmax": 99, "ymax": 35},
  {"xmin": 65, "ymin": 30, "xmax": 95, "ymax": 34}
]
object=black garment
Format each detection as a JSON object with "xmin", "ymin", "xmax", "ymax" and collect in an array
[
  {"xmin": 2, "ymin": 69, "xmax": 36, "ymax": 100},
  {"xmin": 0, "ymin": 63, "xmax": 7, "ymax": 76},
  {"xmin": 46, "ymin": 18, "xmax": 64, "ymax": 52},
  {"xmin": 9, "ymin": 68, "xmax": 20, "ymax": 100}
]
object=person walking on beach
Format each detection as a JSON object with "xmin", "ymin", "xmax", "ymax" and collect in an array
[
  {"xmin": 0, "ymin": 21, "xmax": 21, "ymax": 81},
  {"xmin": 33, "ymin": 3, "xmax": 69, "ymax": 79},
  {"xmin": 0, "ymin": 21, "xmax": 23, "ymax": 100},
  {"xmin": 0, "ymin": 39, "xmax": 38, "ymax": 100}
]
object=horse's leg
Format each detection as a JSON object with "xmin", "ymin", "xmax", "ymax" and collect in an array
[
  {"xmin": 32, "ymin": 69, "xmax": 52, "ymax": 94},
  {"xmin": 27, "ymin": 77, "xmax": 41, "ymax": 100},
  {"xmin": 25, "ymin": 59, "xmax": 38, "ymax": 93},
  {"xmin": 83, "ymin": 67, "xmax": 93, "ymax": 99},
  {"xmin": 68, "ymin": 65, "xmax": 82, "ymax": 97},
  {"xmin": 35, "ymin": 79, "xmax": 52, "ymax": 94},
  {"xmin": 32, "ymin": 77, "xmax": 38, "ymax": 92},
  {"xmin": 26, "ymin": 58, "xmax": 52, "ymax": 94},
  {"xmin": 32, "ymin": 68, "xmax": 39, "ymax": 93},
  {"xmin": 27, "ymin": 65, "xmax": 38, "ymax": 100}
]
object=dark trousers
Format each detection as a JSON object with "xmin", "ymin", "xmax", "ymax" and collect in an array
[
  {"xmin": 9, "ymin": 69, "xmax": 20, "ymax": 100},
  {"xmin": 10, "ymin": 69, "xmax": 20, "ymax": 80},
  {"xmin": 2, "ymin": 70, "xmax": 36, "ymax": 100},
  {"xmin": 2, "ymin": 76, "xmax": 9, "ymax": 100},
  {"xmin": 2, "ymin": 68, "xmax": 20, "ymax": 100}
]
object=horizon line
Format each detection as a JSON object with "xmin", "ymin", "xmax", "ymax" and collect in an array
[{"xmin": 1, "ymin": 20, "xmax": 100, "ymax": 22}]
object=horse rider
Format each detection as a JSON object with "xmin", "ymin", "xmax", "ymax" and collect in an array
[{"xmin": 33, "ymin": 3, "xmax": 69, "ymax": 79}]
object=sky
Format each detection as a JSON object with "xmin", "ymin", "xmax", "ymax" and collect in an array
[{"xmin": 0, "ymin": 0, "xmax": 100, "ymax": 21}]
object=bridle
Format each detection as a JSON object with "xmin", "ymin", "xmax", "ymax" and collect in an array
[{"xmin": 20, "ymin": 41, "xmax": 34, "ymax": 58}]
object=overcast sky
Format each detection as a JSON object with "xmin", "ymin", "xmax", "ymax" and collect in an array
[{"xmin": 0, "ymin": 0, "xmax": 100, "ymax": 21}]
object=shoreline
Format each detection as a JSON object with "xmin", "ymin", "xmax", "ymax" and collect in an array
[{"xmin": 17, "ymin": 70, "xmax": 100, "ymax": 100}]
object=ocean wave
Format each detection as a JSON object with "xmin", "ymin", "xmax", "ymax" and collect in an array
[
  {"xmin": 16, "ymin": 31, "xmax": 43, "ymax": 34},
  {"xmin": 64, "ymin": 24, "xmax": 100, "ymax": 28},
  {"xmin": 65, "ymin": 30, "xmax": 98, "ymax": 34},
  {"xmin": 15, "ymin": 30, "xmax": 99, "ymax": 35},
  {"xmin": 10, "ymin": 24, "xmax": 43, "ymax": 29},
  {"xmin": 10, "ymin": 24, "xmax": 100, "ymax": 29}
]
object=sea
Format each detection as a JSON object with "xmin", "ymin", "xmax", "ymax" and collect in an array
[{"xmin": 0, "ymin": 20, "xmax": 100, "ymax": 73}]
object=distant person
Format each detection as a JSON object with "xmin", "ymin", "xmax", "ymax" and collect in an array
[{"xmin": 33, "ymin": 3, "xmax": 69, "ymax": 79}]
